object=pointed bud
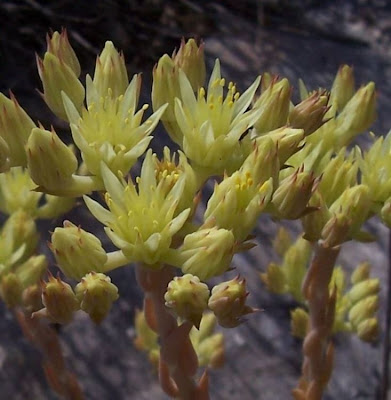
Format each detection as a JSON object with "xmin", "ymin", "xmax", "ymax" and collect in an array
[
  {"xmin": 328, "ymin": 185, "xmax": 371, "ymax": 240},
  {"xmin": 290, "ymin": 307, "xmax": 309, "ymax": 338},
  {"xmin": 317, "ymin": 148, "xmax": 358, "ymax": 206},
  {"xmin": 208, "ymin": 276, "xmax": 255, "ymax": 328},
  {"xmin": 348, "ymin": 295, "xmax": 379, "ymax": 328},
  {"xmin": 356, "ymin": 317, "xmax": 379, "ymax": 342},
  {"xmin": 330, "ymin": 65, "xmax": 355, "ymax": 112},
  {"xmin": 273, "ymin": 227, "xmax": 292, "ymax": 257},
  {"xmin": 46, "ymin": 30, "xmax": 81, "ymax": 77},
  {"xmin": 190, "ymin": 314, "xmax": 225, "ymax": 368},
  {"xmin": 321, "ymin": 213, "xmax": 351, "ymax": 247},
  {"xmin": 302, "ymin": 190, "xmax": 330, "ymax": 242},
  {"xmin": 256, "ymin": 127, "xmax": 305, "ymax": 165},
  {"xmin": 75, "ymin": 272, "xmax": 119, "ymax": 324},
  {"xmin": 93, "ymin": 41, "xmax": 129, "ymax": 98},
  {"xmin": 22, "ymin": 284, "xmax": 43, "ymax": 313},
  {"xmin": 164, "ymin": 274, "xmax": 210, "ymax": 328},
  {"xmin": 0, "ymin": 273, "xmax": 23, "ymax": 308},
  {"xmin": 177, "ymin": 226, "xmax": 235, "ymax": 281},
  {"xmin": 50, "ymin": 221, "xmax": 108, "ymax": 280},
  {"xmin": 36, "ymin": 52, "xmax": 85, "ymax": 121},
  {"xmin": 173, "ymin": 38, "xmax": 206, "ymax": 91},
  {"xmin": 334, "ymin": 82, "xmax": 376, "ymax": 147},
  {"xmin": 289, "ymin": 90, "xmax": 329, "ymax": 136},
  {"xmin": 38, "ymin": 274, "xmax": 79, "ymax": 324},
  {"xmin": 260, "ymin": 263, "xmax": 286, "ymax": 294},
  {"xmin": 152, "ymin": 54, "xmax": 182, "ymax": 144},
  {"xmin": 351, "ymin": 262, "xmax": 370, "ymax": 285},
  {"xmin": 26, "ymin": 127, "xmax": 78, "ymax": 193},
  {"xmin": 271, "ymin": 167, "xmax": 318, "ymax": 220},
  {"xmin": 253, "ymin": 77, "xmax": 291, "ymax": 134},
  {"xmin": 348, "ymin": 278, "xmax": 380, "ymax": 305},
  {"xmin": 0, "ymin": 92, "xmax": 36, "ymax": 167}
]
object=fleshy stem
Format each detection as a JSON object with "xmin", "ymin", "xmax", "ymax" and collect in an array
[
  {"xmin": 15, "ymin": 308, "xmax": 84, "ymax": 400},
  {"xmin": 136, "ymin": 264, "xmax": 209, "ymax": 400},
  {"xmin": 292, "ymin": 242, "xmax": 340, "ymax": 400}
]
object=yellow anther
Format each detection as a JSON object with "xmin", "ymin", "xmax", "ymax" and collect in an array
[
  {"xmin": 228, "ymin": 101, "xmax": 234, "ymax": 107},
  {"xmin": 219, "ymin": 78, "xmax": 225, "ymax": 87},
  {"xmin": 104, "ymin": 192, "xmax": 111, "ymax": 203},
  {"xmin": 124, "ymin": 118, "xmax": 129, "ymax": 124},
  {"xmin": 199, "ymin": 87, "xmax": 206, "ymax": 98},
  {"xmin": 228, "ymin": 82, "xmax": 234, "ymax": 90},
  {"xmin": 212, "ymin": 79, "xmax": 220, "ymax": 88},
  {"xmin": 234, "ymin": 92, "xmax": 240, "ymax": 101},
  {"xmin": 209, "ymin": 94, "xmax": 214, "ymax": 103},
  {"xmin": 88, "ymin": 103, "xmax": 95, "ymax": 112},
  {"xmin": 218, "ymin": 95, "xmax": 223, "ymax": 104},
  {"xmin": 136, "ymin": 176, "xmax": 141, "ymax": 184},
  {"xmin": 209, "ymin": 104, "xmax": 215, "ymax": 110},
  {"xmin": 235, "ymin": 184, "xmax": 240, "ymax": 190},
  {"xmin": 118, "ymin": 94, "xmax": 124, "ymax": 102},
  {"xmin": 142, "ymin": 104, "xmax": 149, "ymax": 111},
  {"xmin": 247, "ymin": 178, "xmax": 253, "ymax": 186}
]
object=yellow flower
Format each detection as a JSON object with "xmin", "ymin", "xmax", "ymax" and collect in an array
[
  {"xmin": 204, "ymin": 139, "xmax": 275, "ymax": 241},
  {"xmin": 84, "ymin": 154, "xmax": 191, "ymax": 266},
  {"xmin": 174, "ymin": 60, "xmax": 260, "ymax": 175},
  {"xmin": 63, "ymin": 74, "xmax": 167, "ymax": 178}
]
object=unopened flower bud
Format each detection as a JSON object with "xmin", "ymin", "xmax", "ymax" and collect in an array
[
  {"xmin": 190, "ymin": 314, "xmax": 225, "ymax": 368},
  {"xmin": 46, "ymin": 30, "xmax": 81, "ymax": 76},
  {"xmin": 271, "ymin": 167, "xmax": 318, "ymax": 220},
  {"xmin": 92, "ymin": 41, "xmax": 128, "ymax": 99},
  {"xmin": 348, "ymin": 278, "xmax": 380, "ymax": 305},
  {"xmin": 0, "ymin": 273, "xmax": 23, "ymax": 308},
  {"xmin": 208, "ymin": 276, "xmax": 255, "ymax": 328},
  {"xmin": 317, "ymin": 148, "xmax": 358, "ymax": 206},
  {"xmin": 178, "ymin": 226, "xmax": 235, "ymax": 281},
  {"xmin": 351, "ymin": 262, "xmax": 370, "ymax": 285},
  {"xmin": 260, "ymin": 263, "xmax": 286, "ymax": 294},
  {"xmin": 15, "ymin": 255, "xmax": 47, "ymax": 289},
  {"xmin": 356, "ymin": 317, "xmax": 379, "ymax": 342},
  {"xmin": 26, "ymin": 127, "xmax": 78, "ymax": 193},
  {"xmin": 330, "ymin": 65, "xmax": 355, "ymax": 112},
  {"xmin": 273, "ymin": 227, "xmax": 292, "ymax": 257},
  {"xmin": 253, "ymin": 78, "xmax": 291, "ymax": 134},
  {"xmin": 334, "ymin": 82, "xmax": 376, "ymax": 147},
  {"xmin": 289, "ymin": 90, "xmax": 329, "ymax": 136},
  {"xmin": 152, "ymin": 54, "xmax": 182, "ymax": 144},
  {"xmin": 164, "ymin": 274, "xmax": 210, "ymax": 328},
  {"xmin": 36, "ymin": 52, "xmax": 85, "ymax": 121},
  {"xmin": 0, "ymin": 92, "xmax": 36, "ymax": 167},
  {"xmin": 256, "ymin": 127, "xmax": 305, "ymax": 165},
  {"xmin": 302, "ymin": 191, "xmax": 330, "ymax": 242},
  {"xmin": 75, "ymin": 272, "xmax": 119, "ymax": 324},
  {"xmin": 321, "ymin": 213, "xmax": 351, "ymax": 247},
  {"xmin": 328, "ymin": 185, "xmax": 371, "ymax": 239},
  {"xmin": 173, "ymin": 38, "xmax": 205, "ymax": 91},
  {"xmin": 50, "ymin": 221, "xmax": 108, "ymax": 280},
  {"xmin": 22, "ymin": 284, "xmax": 43, "ymax": 313},
  {"xmin": 348, "ymin": 295, "xmax": 379, "ymax": 328},
  {"xmin": 291, "ymin": 307, "xmax": 309, "ymax": 338},
  {"xmin": 38, "ymin": 274, "xmax": 79, "ymax": 324}
]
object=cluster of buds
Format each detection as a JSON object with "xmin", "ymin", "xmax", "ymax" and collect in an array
[
  {"xmin": 290, "ymin": 262, "xmax": 379, "ymax": 342},
  {"xmin": 261, "ymin": 229, "xmax": 312, "ymax": 301},
  {"xmin": 34, "ymin": 272, "xmax": 119, "ymax": 325}
]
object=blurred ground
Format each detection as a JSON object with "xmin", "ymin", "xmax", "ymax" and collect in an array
[{"xmin": 1, "ymin": 1, "xmax": 391, "ymax": 399}]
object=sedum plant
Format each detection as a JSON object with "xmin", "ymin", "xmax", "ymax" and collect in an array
[{"xmin": 0, "ymin": 29, "xmax": 387, "ymax": 400}]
